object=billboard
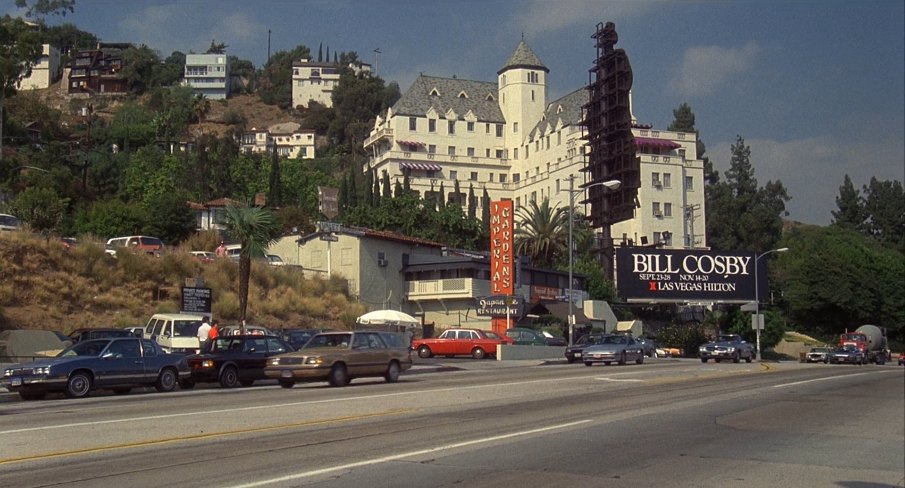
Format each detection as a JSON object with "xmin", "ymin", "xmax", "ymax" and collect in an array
[
  {"xmin": 489, "ymin": 200, "xmax": 514, "ymax": 295},
  {"xmin": 616, "ymin": 248, "xmax": 765, "ymax": 303}
]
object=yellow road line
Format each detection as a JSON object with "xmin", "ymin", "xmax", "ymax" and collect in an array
[{"xmin": 0, "ymin": 408, "xmax": 415, "ymax": 465}]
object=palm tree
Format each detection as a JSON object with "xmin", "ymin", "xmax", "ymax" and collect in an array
[
  {"xmin": 514, "ymin": 198, "xmax": 568, "ymax": 269},
  {"xmin": 191, "ymin": 94, "xmax": 211, "ymax": 136},
  {"xmin": 222, "ymin": 204, "xmax": 280, "ymax": 333}
]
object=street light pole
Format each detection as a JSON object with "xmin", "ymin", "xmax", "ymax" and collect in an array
[
  {"xmin": 566, "ymin": 176, "xmax": 620, "ymax": 346},
  {"xmin": 754, "ymin": 247, "xmax": 789, "ymax": 361}
]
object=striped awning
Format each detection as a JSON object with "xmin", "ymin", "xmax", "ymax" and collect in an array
[
  {"xmin": 400, "ymin": 162, "xmax": 441, "ymax": 171},
  {"xmin": 397, "ymin": 140, "xmax": 426, "ymax": 148},
  {"xmin": 635, "ymin": 137, "xmax": 682, "ymax": 149}
]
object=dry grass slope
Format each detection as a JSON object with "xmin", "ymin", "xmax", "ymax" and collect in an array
[{"xmin": 0, "ymin": 232, "xmax": 364, "ymax": 333}]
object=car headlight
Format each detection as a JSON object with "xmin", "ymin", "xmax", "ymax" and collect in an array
[
  {"xmin": 36, "ymin": 367, "xmax": 51, "ymax": 375},
  {"xmin": 2, "ymin": 369, "xmax": 10, "ymax": 377},
  {"xmin": 304, "ymin": 356, "xmax": 324, "ymax": 365},
  {"xmin": 726, "ymin": 347, "xmax": 735, "ymax": 352},
  {"xmin": 698, "ymin": 346, "xmax": 706, "ymax": 352},
  {"xmin": 268, "ymin": 358, "xmax": 280, "ymax": 366},
  {"xmin": 201, "ymin": 360, "xmax": 215, "ymax": 368}
]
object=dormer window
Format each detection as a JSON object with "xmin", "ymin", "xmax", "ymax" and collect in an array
[
  {"xmin": 429, "ymin": 88, "xmax": 440, "ymax": 96},
  {"xmin": 485, "ymin": 93, "xmax": 495, "ymax": 101},
  {"xmin": 457, "ymin": 90, "xmax": 468, "ymax": 98}
]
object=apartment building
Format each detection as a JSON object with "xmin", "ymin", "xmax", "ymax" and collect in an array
[
  {"xmin": 239, "ymin": 122, "xmax": 316, "ymax": 159},
  {"xmin": 184, "ymin": 53, "xmax": 230, "ymax": 100},
  {"xmin": 363, "ymin": 40, "xmax": 707, "ymax": 251},
  {"xmin": 291, "ymin": 59, "xmax": 372, "ymax": 109},
  {"xmin": 65, "ymin": 43, "xmax": 131, "ymax": 95}
]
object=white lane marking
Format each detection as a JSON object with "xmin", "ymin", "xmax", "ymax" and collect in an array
[
  {"xmin": 595, "ymin": 378, "xmax": 644, "ymax": 382},
  {"xmin": 772, "ymin": 370, "xmax": 894, "ymax": 388},
  {"xmin": 0, "ymin": 375, "xmax": 603, "ymax": 435},
  {"xmin": 224, "ymin": 419, "xmax": 593, "ymax": 488}
]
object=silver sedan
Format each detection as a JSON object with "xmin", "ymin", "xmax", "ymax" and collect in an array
[{"xmin": 582, "ymin": 335, "xmax": 645, "ymax": 366}]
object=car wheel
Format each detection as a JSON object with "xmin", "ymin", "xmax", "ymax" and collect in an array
[
  {"xmin": 618, "ymin": 352, "xmax": 627, "ymax": 366},
  {"xmin": 471, "ymin": 347, "xmax": 486, "ymax": 360},
  {"xmin": 65, "ymin": 372, "xmax": 92, "ymax": 398},
  {"xmin": 636, "ymin": 354, "xmax": 644, "ymax": 365},
  {"xmin": 19, "ymin": 392, "xmax": 46, "ymax": 401},
  {"xmin": 180, "ymin": 379, "xmax": 196, "ymax": 390},
  {"xmin": 715, "ymin": 358, "xmax": 722, "ymax": 363},
  {"xmin": 701, "ymin": 358, "xmax": 708, "ymax": 363},
  {"xmin": 328, "ymin": 364, "xmax": 349, "ymax": 387},
  {"xmin": 417, "ymin": 346, "xmax": 432, "ymax": 358},
  {"xmin": 745, "ymin": 353, "xmax": 753, "ymax": 363},
  {"xmin": 584, "ymin": 361, "xmax": 592, "ymax": 366},
  {"xmin": 278, "ymin": 379, "xmax": 295, "ymax": 389},
  {"xmin": 652, "ymin": 351, "xmax": 659, "ymax": 359},
  {"xmin": 604, "ymin": 362, "xmax": 611, "ymax": 366},
  {"xmin": 733, "ymin": 353, "xmax": 741, "ymax": 364},
  {"xmin": 385, "ymin": 361, "xmax": 401, "ymax": 383},
  {"xmin": 239, "ymin": 379, "xmax": 255, "ymax": 387},
  {"xmin": 112, "ymin": 387, "xmax": 131, "ymax": 395},
  {"xmin": 219, "ymin": 366, "xmax": 239, "ymax": 388},
  {"xmin": 155, "ymin": 368, "xmax": 178, "ymax": 392}
]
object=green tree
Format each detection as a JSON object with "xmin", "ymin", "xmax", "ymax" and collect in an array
[
  {"xmin": 831, "ymin": 174, "xmax": 866, "ymax": 231},
  {"xmin": 705, "ymin": 135, "xmax": 789, "ymax": 252},
  {"xmin": 726, "ymin": 308, "xmax": 785, "ymax": 351},
  {"xmin": 668, "ymin": 102, "xmax": 716, "ymax": 185},
  {"xmin": 14, "ymin": 0, "xmax": 74, "ymax": 23},
  {"xmin": 328, "ymin": 70, "xmax": 400, "ymax": 150},
  {"xmin": 191, "ymin": 93, "xmax": 211, "ymax": 135},
  {"xmin": 0, "ymin": 15, "xmax": 42, "ymax": 161},
  {"xmin": 74, "ymin": 199, "xmax": 148, "ymax": 237},
  {"xmin": 268, "ymin": 148, "xmax": 282, "ymax": 207},
  {"xmin": 861, "ymin": 177, "xmax": 905, "ymax": 250},
  {"xmin": 142, "ymin": 190, "xmax": 196, "ymax": 244},
  {"xmin": 775, "ymin": 225, "xmax": 905, "ymax": 338},
  {"xmin": 514, "ymin": 198, "xmax": 567, "ymax": 268},
  {"xmin": 206, "ymin": 40, "xmax": 228, "ymax": 54},
  {"xmin": 121, "ymin": 45, "xmax": 163, "ymax": 94},
  {"xmin": 222, "ymin": 204, "xmax": 280, "ymax": 331},
  {"xmin": 259, "ymin": 45, "xmax": 310, "ymax": 108},
  {"xmin": 8, "ymin": 186, "xmax": 68, "ymax": 233}
]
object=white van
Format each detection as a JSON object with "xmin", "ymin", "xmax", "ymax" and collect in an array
[{"xmin": 143, "ymin": 313, "xmax": 205, "ymax": 353}]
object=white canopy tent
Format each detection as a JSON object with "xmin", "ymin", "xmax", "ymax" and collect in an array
[{"xmin": 356, "ymin": 310, "xmax": 421, "ymax": 331}]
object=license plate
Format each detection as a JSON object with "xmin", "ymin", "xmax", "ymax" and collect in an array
[
  {"xmin": 11, "ymin": 377, "xmax": 22, "ymax": 387},
  {"xmin": 281, "ymin": 370, "xmax": 292, "ymax": 378}
]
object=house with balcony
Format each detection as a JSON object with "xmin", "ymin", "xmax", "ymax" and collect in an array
[
  {"xmin": 267, "ymin": 224, "xmax": 593, "ymax": 332},
  {"xmin": 184, "ymin": 53, "xmax": 230, "ymax": 100},
  {"xmin": 291, "ymin": 59, "xmax": 341, "ymax": 109},
  {"xmin": 239, "ymin": 122, "xmax": 315, "ymax": 159},
  {"xmin": 65, "ymin": 43, "xmax": 131, "ymax": 96},
  {"xmin": 363, "ymin": 39, "xmax": 707, "ymax": 252}
]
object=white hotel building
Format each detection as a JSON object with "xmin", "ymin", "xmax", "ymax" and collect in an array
[{"xmin": 364, "ymin": 40, "xmax": 707, "ymax": 251}]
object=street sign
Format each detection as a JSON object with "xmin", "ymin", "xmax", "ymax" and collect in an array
[
  {"xmin": 751, "ymin": 314, "xmax": 764, "ymax": 330},
  {"xmin": 319, "ymin": 234, "xmax": 338, "ymax": 242},
  {"xmin": 318, "ymin": 186, "xmax": 339, "ymax": 219}
]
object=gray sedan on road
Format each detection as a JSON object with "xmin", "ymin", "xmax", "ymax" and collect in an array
[
  {"xmin": 0, "ymin": 338, "xmax": 190, "ymax": 400},
  {"xmin": 582, "ymin": 335, "xmax": 645, "ymax": 366}
]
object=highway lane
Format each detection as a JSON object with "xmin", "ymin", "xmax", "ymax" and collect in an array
[{"xmin": 0, "ymin": 360, "xmax": 902, "ymax": 487}]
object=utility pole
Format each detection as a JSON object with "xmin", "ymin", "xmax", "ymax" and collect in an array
[{"xmin": 267, "ymin": 29, "xmax": 272, "ymax": 64}]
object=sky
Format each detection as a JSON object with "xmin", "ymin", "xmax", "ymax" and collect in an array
[{"xmin": 8, "ymin": 0, "xmax": 904, "ymax": 225}]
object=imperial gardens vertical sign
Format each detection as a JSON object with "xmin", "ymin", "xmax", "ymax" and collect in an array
[{"xmin": 490, "ymin": 200, "xmax": 514, "ymax": 333}]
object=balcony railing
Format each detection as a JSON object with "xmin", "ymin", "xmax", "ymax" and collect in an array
[{"xmin": 363, "ymin": 128, "xmax": 394, "ymax": 148}]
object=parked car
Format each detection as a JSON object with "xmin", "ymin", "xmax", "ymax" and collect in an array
[
  {"xmin": 636, "ymin": 337, "xmax": 661, "ymax": 358},
  {"xmin": 541, "ymin": 331, "xmax": 567, "ymax": 347},
  {"xmin": 582, "ymin": 334, "xmax": 646, "ymax": 366},
  {"xmin": 0, "ymin": 338, "xmax": 190, "ymax": 400},
  {"xmin": 181, "ymin": 335, "xmax": 293, "ymax": 389},
  {"xmin": 60, "ymin": 237, "xmax": 77, "ymax": 250},
  {"xmin": 898, "ymin": 353, "xmax": 904, "ymax": 366},
  {"xmin": 277, "ymin": 328, "xmax": 324, "ymax": 349},
  {"xmin": 698, "ymin": 334, "xmax": 755, "ymax": 363},
  {"xmin": 505, "ymin": 327, "xmax": 547, "ymax": 346},
  {"xmin": 564, "ymin": 333, "xmax": 606, "ymax": 363},
  {"xmin": 265, "ymin": 254, "xmax": 286, "ymax": 266},
  {"xmin": 0, "ymin": 213, "xmax": 20, "ymax": 232},
  {"xmin": 191, "ymin": 251, "xmax": 216, "ymax": 263},
  {"xmin": 411, "ymin": 328, "xmax": 512, "ymax": 359},
  {"xmin": 829, "ymin": 345, "xmax": 866, "ymax": 365},
  {"xmin": 68, "ymin": 327, "xmax": 135, "ymax": 343},
  {"xmin": 805, "ymin": 346, "xmax": 833, "ymax": 363},
  {"xmin": 105, "ymin": 235, "xmax": 165, "ymax": 257},
  {"xmin": 264, "ymin": 331, "xmax": 412, "ymax": 388},
  {"xmin": 143, "ymin": 313, "xmax": 205, "ymax": 353}
]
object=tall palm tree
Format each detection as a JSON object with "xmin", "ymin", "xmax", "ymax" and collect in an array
[
  {"xmin": 515, "ymin": 198, "xmax": 568, "ymax": 269},
  {"xmin": 191, "ymin": 94, "xmax": 211, "ymax": 136},
  {"xmin": 223, "ymin": 204, "xmax": 280, "ymax": 333}
]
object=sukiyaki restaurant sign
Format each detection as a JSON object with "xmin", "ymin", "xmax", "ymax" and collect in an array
[
  {"xmin": 490, "ymin": 200, "xmax": 514, "ymax": 295},
  {"xmin": 616, "ymin": 248, "xmax": 763, "ymax": 303}
]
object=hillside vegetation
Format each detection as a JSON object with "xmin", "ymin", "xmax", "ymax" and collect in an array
[{"xmin": 0, "ymin": 231, "xmax": 364, "ymax": 333}]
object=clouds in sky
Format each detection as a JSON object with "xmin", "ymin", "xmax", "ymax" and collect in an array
[
  {"xmin": 670, "ymin": 41, "xmax": 761, "ymax": 98},
  {"xmin": 515, "ymin": 0, "xmax": 653, "ymax": 35}
]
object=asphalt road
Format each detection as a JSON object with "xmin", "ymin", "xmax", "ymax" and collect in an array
[{"xmin": 0, "ymin": 359, "xmax": 902, "ymax": 488}]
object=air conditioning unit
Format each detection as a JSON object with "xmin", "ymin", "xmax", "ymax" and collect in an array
[
  {"xmin": 377, "ymin": 258, "xmax": 388, "ymax": 267},
  {"xmin": 652, "ymin": 180, "xmax": 662, "ymax": 188},
  {"xmin": 653, "ymin": 210, "xmax": 663, "ymax": 217}
]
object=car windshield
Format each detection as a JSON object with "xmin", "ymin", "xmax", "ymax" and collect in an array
[
  {"xmin": 484, "ymin": 331, "xmax": 502, "ymax": 340},
  {"xmin": 57, "ymin": 339, "xmax": 112, "ymax": 357},
  {"xmin": 602, "ymin": 335, "xmax": 628, "ymax": 345},
  {"xmin": 173, "ymin": 320, "xmax": 201, "ymax": 337},
  {"xmin": 0, "ymin": 215, "xmax": 19, "ymax": 226},
  {"xmin": 304, "ymin": 333, "xmax": 352, "ymax": 348},
  {"xmin": 288, "ymin": 331, "xmax": 315, "ymax": 346}
]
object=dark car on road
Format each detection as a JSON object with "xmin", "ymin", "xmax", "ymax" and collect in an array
[
  {"xmin": 181, "ymin": 335, "xmax": 293, "ymax": 388},
  {"xmin": 0, "ymin": 338, "xmax": 190, "ymax": 400},
  {"xmin": 582, "ymin": 334, "xmax": 646, "ymax": 366},
  {"xmin": 564, "ymin": 333, "xmax": 606, "ymax": 363},
  {"xmin": 277, "ymin": 328, "xmax": 326, "ymax": 350},
  {"xmin": 829, "ymin": 345, "xmax": 866, "ymax": 365},
  {"xmin": 698, "ymin": 334, "xmax": 755, "ymax": 363}
]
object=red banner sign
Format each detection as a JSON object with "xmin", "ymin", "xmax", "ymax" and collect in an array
[{"xmin": 490, "ymin": 200, "xmax": 514, "ymax": 295}]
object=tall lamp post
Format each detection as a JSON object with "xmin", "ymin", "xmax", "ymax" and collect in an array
[
  {"xmin": 566, "ymin": 176, "xmax": 621, "ymax": 346},
  {"xmin": 754, "ymin": 247, "xmax": 788, "ymax": 360}
]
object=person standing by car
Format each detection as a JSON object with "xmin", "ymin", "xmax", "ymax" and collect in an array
[
  {"xmin": 208, "ymin": 319, "xmax": 220, "ymax": 342},
  {"xmin": 215, "ymin": 241, "xmax": 227, "ymax": 257},
  {"xmin": 197, "ymin": 316, "xmax": 211, "ymax": 351}
]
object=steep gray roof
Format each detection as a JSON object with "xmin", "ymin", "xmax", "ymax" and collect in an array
[
  {"xmin": 528, "ymin": 87, "xmax": 588, "ymax": 138},
  {"xmin": 498, "ymin": 40, "xmax": 548, "ymax": 75},
  {"xmin": 391, "ymin": 75, "xmax": 505, "ymax": 122}
]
